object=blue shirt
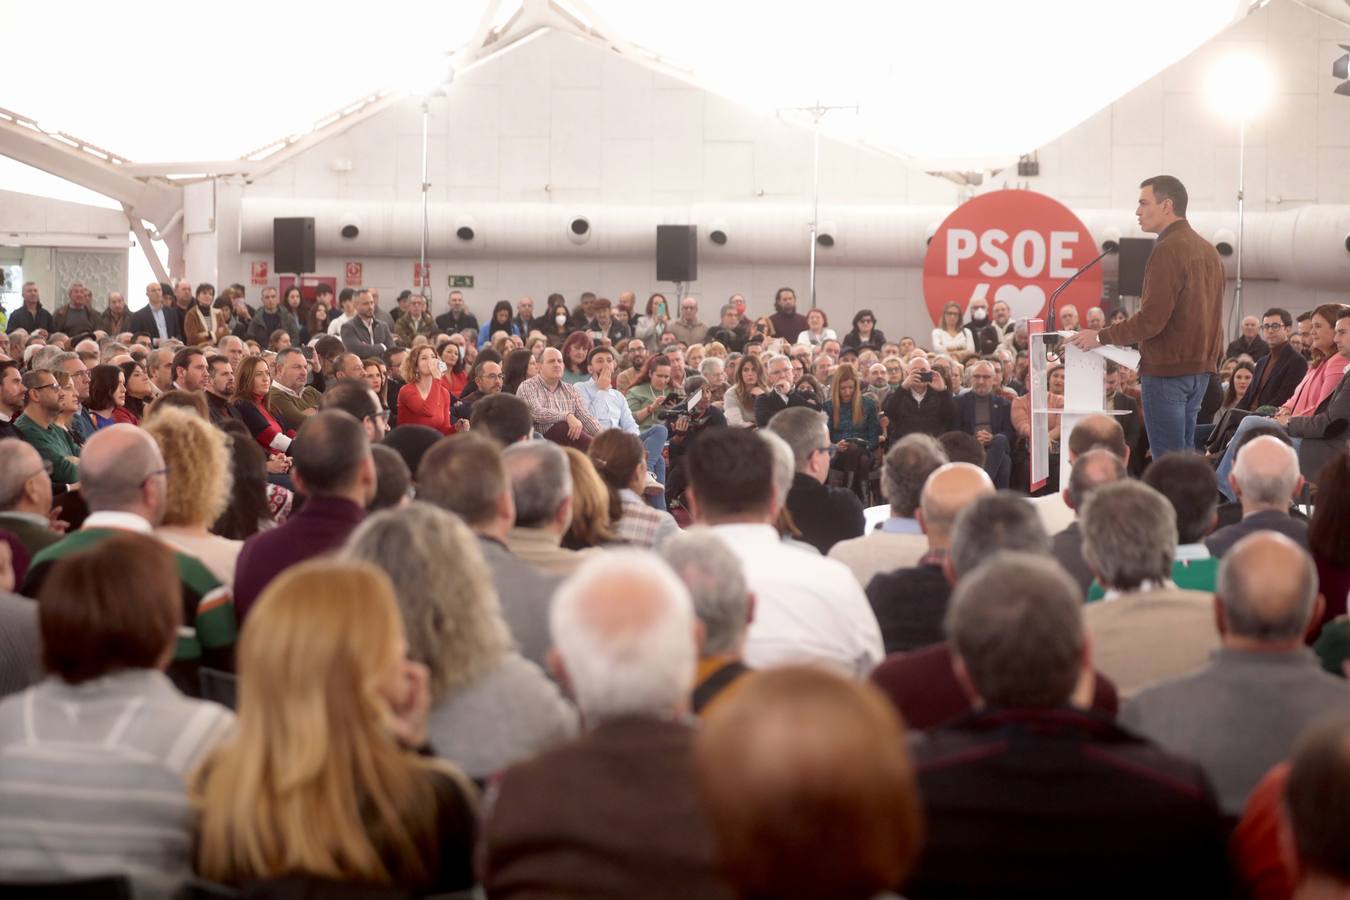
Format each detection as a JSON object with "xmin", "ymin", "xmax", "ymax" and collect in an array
[
  {"xmin": 575, "ymin": 379, "xmax": 639, "ymax": 434},
  {"xmin": 151, "ymin": 306, "xmax": 168, "ymax": 340}
]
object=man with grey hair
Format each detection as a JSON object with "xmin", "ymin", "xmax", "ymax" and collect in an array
[
  {"xmin": 906, "ymin": 552, "xmax": 1226, "ymax": 898},
  {"xmin": 867, "ymin": 462, "xmax": 993, "ymax": 655},
  {"xmin": 1050, "ymin": 448, "xmax": 1128, "ymax": 596},
  {"xmin": 50, "ymin": 350, "xmax": 95, "ymax": 443},
  {"xmin": 1123, "ymin": 532, "xmax": 1346, "ymax": 815},
  {"xmin": 766, "ymin": 406, "xmax": 863, "ymax": 554},
  {"xmin": 0, "ymin": 439, "xmax": 60, "ymax": 557},
  {"xmin": 662, "ymin": 528, "xmax": 754, "ymax": 716},
  {"xmin": 1206, "ymin": 434, "xmax": 1308, "ymax": 557},
  {"xmin": 830, "ymin": 433, "xmax": 948, "ymax": 586},
  {"xmin": 502, "ymin": 440, "xmax": 589, "ymax": 575},
  {"xmin": 146, "ymin": 345, "xmax": 177, "ymax": 395},
  {"xmin": 20, "ymin": 425, "xmax": 236, "ymax": 687},
  {"xmin": 484, "ymin": 550, "xmax": 728, "ymax": 899},
  {"xmin": 754, "ymin": 353, "xmax": 814, "ymax": 427},
  {"xmin": 216, "ymin": 334, "xmax": 246, "ymax": 372},
  {"xmin": 1081, "ymin": 480, "xmax": 1217, "ymax": 695},
  {"xmin": 267, "ymin": 347, "xmax": 322, "ymax": 431}
]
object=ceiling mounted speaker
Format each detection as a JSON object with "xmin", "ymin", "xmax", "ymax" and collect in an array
[
  {"xmin": 567, "ymin": 216, "xmax": 591, "ymax": 245},
  {"xmin": 1213, "ymin": 228, "xmax": 1236, "ymax": 257}
]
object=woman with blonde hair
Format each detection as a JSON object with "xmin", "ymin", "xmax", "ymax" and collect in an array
[
  {"xmin": 144, "ymin": 406, "xmax": 242, "ymax": 585},
  {"xmin": 824, "ymin": 363, "xmax": 882, "ymax": 500},
  {"xmin": 191, "ymin": 560, "xmax": 478, "ymax": 894},
  {"xmin": 342, "ymin": 504, "xmax": 576, "ymax": 780},
  {"xmin": 588, "ymin": 429, "xmax": 679, "ymax": 549},
  {"xmin": 561, "ymin": 447, "xmax": 621, "ymax": 549}
]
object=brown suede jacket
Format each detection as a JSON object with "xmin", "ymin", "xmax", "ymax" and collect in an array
[{"xmin": 1098, "ymin": 219, "xmax": 1225, "ymax": 377}]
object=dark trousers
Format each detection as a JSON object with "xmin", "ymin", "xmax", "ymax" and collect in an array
[{"xmin": 543, "ymin": 420, "xmax": 593, "ymax": 450}]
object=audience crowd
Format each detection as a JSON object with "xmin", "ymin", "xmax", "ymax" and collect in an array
[{"xmin": 1, "ymin": 278, "xmax": 1349, "ymax": 899}]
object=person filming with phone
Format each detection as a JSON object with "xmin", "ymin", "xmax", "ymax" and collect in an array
[{"xmin": 883, "ymin": 355, "xmax": 955, "ymax": 444}]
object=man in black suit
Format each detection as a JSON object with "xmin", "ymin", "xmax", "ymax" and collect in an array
[
  {"xmin": 882, "ymin": 356, "xmax": 955, "ymax": 443},
  {"xmin": 127, "ymin": 281, "xmax": 183, "ymax": 344},
  {"xmin": 954, "ymin": 360, "xmax": 1016, "ymax": 488},
  {"xmin": 754, "ymin": 353, "xmax": 817, "ymax": 427},
  {"xmin": 766, "ymin": 407, "xmax": 863, "ymax": 554},
  {"xmin": 1238, "ymin": 308, "xmax": 1306, "ymax": 412},
  {"xmin": 435, "ymin": 289, "xmax": 479, "ymax": 336}
]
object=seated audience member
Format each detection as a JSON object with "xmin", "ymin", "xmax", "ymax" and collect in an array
[
  {"xmin": 501, "ymin": 440, "xmax": 590, "ymax": 575},
  {"xmin": 1288, "ymin": 308, "xmax": 1350, "ymax": 482},
  {"xmin": 905, "ymin": 552, "xmax": 1228, "ymax": 898},
  {"xmin": 0, "ymin": 439, "xmax": 61, "ymax": 558},
  {"xmin": 1235, "ymin": 308, "xmax": 1305, "ymax": 414},
  {"xmin": 589, "ymin": 429, "xmax": 679, "ymax": 549},
  {"xmin": 822, "ymin": 363, "xmax": 882, "ymax": 499},
  {"xmin": 470, "ymin": 392, "xmax": 534, "ymax": 445},
  {"xmin": 232, "ymin": 411, "xmax": 375, "ymax": 619},
  {"xmin": 767, "ymin": 407, "xmax": 864, "ymax": 554},
  {"xmin": 723, "ymin": 354, "xmax": 765, "ymax": 428},
  {"xmin": 367, "ymin": 445, "xmax": 411, "ymax": 511},
  {"xmin": 202, "ymin": 356, "xmax": 238, "ymax": 427},
  {"xmin": 871, "ymin": 492, "xmax": 1119, "ymax": 729},
  {"xmin": 1032, "ymin": 413, "xmax": 1130, "ymax": 536},
  {"xmin": 342, "ymin": 503, "xmax": 576, "ymax": 781},
  {"xmin": 0, "ymin": 361, "xmax": 25, "ymax": 440},
  {"xmin": 1081, "ymin": 480, "xmax": 1218, "ymax": 695},
  {"xmin": 484, "ymin": 551, "xmax": 729, "ymax": 900},
  {"xmin": 1309, "ymin": 450, "xmax": 1350, "ymax": 630},
  {"xmin": 867, "ymin": 463, "xmax": 993, "ymax": 654},
  {"xmin": 144, "ymin": 407, "xmax": 242, "ymax": 586},
  {"xmin": 21, "ymin": 425, "xmax": 235, "ymax": 688},
  {"xmin": 954, "ymin": 359, "xmax": 1017, "ymax": 487},
  {"xmin": 417, "ymin": 433, "xmax": 562, "ymax": 668},
  {"xmin": 754, "ymin": 354, "xmax": 817, "ymax": 428},
  {"xmin": 830, "ymin": 434, "xmax": 948, "ymax": 587},
  {"xmin": 661, "ymin": 528, "xmax": 754, "ymax": 715},
  {"xmin": 882, "ymin": 355, "xmax": 956, "ymax": 445},
  {"xmin": 265, "ymin": 347, "xmax": 321, "ymax": 432},
  {"xmin": 1278, "ymin": 720, "xmax": 1350, "ymax": 899},
  {"xmin": 1206, "ymin": 434, "xmax": 1308, "ymax": 558},
  {"xmin": 937, "ymin": 430, "xmax": 985, "ymax": 467},
  {"xmin": 15, "ymin": 370, "xmax": 80, "ymax": 488},
  {"xmin": 517, "ymin": 347, "xmax": 601, "ymax": 449},
  {"xmin": 578, "ymin": 345, "xmax": 667, "ymax": 492},
  {"xmin": 559, "ymin": 448, "xmax": 619, "ymax": 550},
  {"xmin": 85, "ymin": 363, "xmax": 130, "ymax": 430},
  {"xmin": 230, "ymin": 356, "xmax": 294, "ymax": 458},
  {"xmin": 0, "ymin": 534, "xmax": 235, "ymax": 898},
  {"xmin": 0, "ymin": 542, "xmax": 41, "ymax": 697},
  {"xmin": 697, "ymin": 667, "xmax": 922, "ymax": 900},
  {"xmin": 213, "ymin": 421, "xmax": 289, "ymax": 540},
  {"xmin": 320, "ymin": 379, "xmax": 389, "ymax": 444},
  {"xmin": 1049, "ymin": 449, "xmax": 1127, "ymax": 596},
  {"xmin": 397, "ymin": 345, "xmax": 453, "ymax": 435},
  {"xmin": 1123, "ymin": 532, "xmax": 1346, "ymax": 817},
  {"xmin": 687, "ymin": 427, "xmax": 882, "ymax": 677},
  {"xmin": 384, "ymin": 423, "xmax": 444, "ymax": 480},
  {"xmin": 192, "ymin": 560, "xmax": 477, "ymax": 896}
]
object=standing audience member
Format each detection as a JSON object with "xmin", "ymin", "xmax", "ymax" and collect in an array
[
  {"xmin": 767, "ymin": 407, "xmax": 864, "ymax": 554},
  {"xmin": 483, "ymin": 551, "xmax": 730, "ymax": 900},
  {"xmin": 342, "ymin": 504, "xmax": 576, "ymax": 781},
  {"xmin": 0, "ymin": 534, "xmax": 235, "ymax": 899},
  {"xmin": 1123, "ymin": 532, "xmax": 1347, "ymax": 816},
  {"xmin": 192, "ymin": 560, "xmax": 478, "ymax": 897},
  {"xmin": 232, "ymin": 411, "xmax": 375, "ymax": 619},
  {"xmin": 905, "ymin": 552, "xmax": 1228, "ymax": 898},
  {"xmin": 697, "ymin": 667, "xmax": 922, "ymax": 900},
  {"xmin": 830, "ymin": 434, "xmax": 948, "ymax": 587},
  {"xmin": 866, "ymin": 463, "xmax": 993, "ymax": 655},
  {"xmin": 687, "ymin": 427, "xmax": 882, "ymax": 677}
]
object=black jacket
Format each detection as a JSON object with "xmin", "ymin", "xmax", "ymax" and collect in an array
[
  {"xmin": 128, "ymin": 305, "xmax": 183, "ymax": 342},
  {"xmin": 436, "ymin": 309, "xmax": 480, "ymax": 336},
  {"xmin": 883, "ymin": 388, "xmax": 956, "ymax": 443},
  {"xmin": 6, "ymin": 304, "xmax": 54, "ymax": 334},
  {"xmin": 866, "ymin": 558, "xmax": 950, "ymax": 655},
  {"xmin": 1226, "ymin": 334, "xmax": 1269, "ymax": 361},
  {"xmin": 1238, "ymin": 344, "xmax": 1307, "ymax": 411},
  {"xmin": 754, "ymin": 387, "xmax": 817, "ymax": 428},
  {"xmin": 784, "ymin": 472, "xmax": 864, "ymax": 555},
  {"xmin": 953, "ymin": 391, "xmax": 1016, "ymax": 443},
  {"xmin": 906, "ymin": 707, "xmax": 1229, "ymax": 899}
]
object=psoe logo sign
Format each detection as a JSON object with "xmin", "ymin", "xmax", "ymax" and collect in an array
[{"xmin": 922, "ymin": 190, "xmax": 1102, "ymax": 326}]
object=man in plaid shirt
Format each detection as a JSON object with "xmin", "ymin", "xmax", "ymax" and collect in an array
[{"xmin": 516, "ymin": 347, "xmax": 602, "ymax": 449}]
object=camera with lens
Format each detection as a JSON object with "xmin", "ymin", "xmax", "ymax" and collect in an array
[{"xmin": 656, "ymin": 392, "xmax": 691, "ymax": 421}]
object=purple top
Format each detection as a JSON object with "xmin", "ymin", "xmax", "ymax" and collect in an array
[{"xmin": 232, "ymin": 496, "xmax": 366, "ymax": 620}]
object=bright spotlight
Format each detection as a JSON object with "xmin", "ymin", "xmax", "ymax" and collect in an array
[{"xmin": 1205, "ymin": 53, "xmax": 1273, "ymax": 122}]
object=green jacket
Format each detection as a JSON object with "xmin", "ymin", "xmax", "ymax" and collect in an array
[
  {"xmin": 266, "ymin": 384, "xmax": 321, "ymax": 433},
  {"xmin": 14, "ymin": 414, "xmax": 80, "ymax": 485}
]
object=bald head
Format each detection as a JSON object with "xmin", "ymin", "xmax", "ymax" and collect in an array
[
  {"xmin": 80, "ymin": 424, "xmax": 166, "ymax": 522},
  {"xmin": 919, "ymin": 462, "xmax": 995, "ymax": 539},
  {"xmin": 1218, "ymin": 532, "xmax": 1318, "ymax": 643},
  {"xmin": 1067, "ymin": 413, "xmax": 1128, "ymax": 461},
  {"xmin": 550, "ymin": 550, "xmax": 697, "ymax": 720},
  {"xmin": 1232, "ymin": 435, "xmax": 1302, "ymax": 510}
]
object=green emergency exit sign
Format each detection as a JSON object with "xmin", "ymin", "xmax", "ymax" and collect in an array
[{"xmin": 448, "ymin": 275, "xmax": 474, "ymax": 288}]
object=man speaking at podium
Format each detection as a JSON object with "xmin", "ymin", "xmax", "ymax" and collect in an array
[{"xmin": 1068, "ymin": 176, "xmax": 1224, "ymax": 457}]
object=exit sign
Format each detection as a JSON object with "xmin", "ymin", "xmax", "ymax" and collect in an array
[{"xmin": 448, "ymin": 275, "xmax": 474, "ymax": 288}]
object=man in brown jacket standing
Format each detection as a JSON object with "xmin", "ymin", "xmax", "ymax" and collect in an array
[{"xmin": 1069, "ymin": 176, "xmax": 1224, "ymax": 456}]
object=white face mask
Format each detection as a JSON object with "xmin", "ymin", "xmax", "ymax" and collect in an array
[
  {"xmin": 555, "ymin": 313, "xmax": 567, "ymax": 327},
  {"xmin": 971, "ymin": 308, "xmax": 987, "ymax": 321}
]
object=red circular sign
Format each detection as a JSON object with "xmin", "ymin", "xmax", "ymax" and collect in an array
[{"xmin": 922, "ymin": 190, "xmax": 1102, "ymax": 328}]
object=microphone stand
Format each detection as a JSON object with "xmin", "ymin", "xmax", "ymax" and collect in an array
[{"xmin": 1044, "ymin": 246, "xmax": 1116, "ymax": 352}]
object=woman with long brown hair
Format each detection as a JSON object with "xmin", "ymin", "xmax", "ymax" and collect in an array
[
  {"xmin": 588, "ymin": 429, "xmax": 679, "ymax": 549},
  {"xmin": 824, "ymin": 363, "xmax": 882, "ymax": 500},
  {"xmin": 191, "ymin": 560, "xmax": 477, "ymax": 894},
  {"xmin": 725, "ymin": 354, "xmax": 766, "ymax": 429},
  {"xmin": 230, "ymin": 356, "xmax": 295, "ymax": 458}
]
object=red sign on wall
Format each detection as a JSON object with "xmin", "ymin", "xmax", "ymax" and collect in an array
[
  {"xmin": 250, "ymin": 261, "xmax": 269, "ymax": 286},
  {"xmin": 413, "ymin": 262, "xmax": 430, "ymax": 288},
  {"xmin": 345, "ymin": 262, "xmax": 363, "ymax": 287},
  {"xmin": 922, "ymin": 191, "xmax": 1101, "ymax": 326}
]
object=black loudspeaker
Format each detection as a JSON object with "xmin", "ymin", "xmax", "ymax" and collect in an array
[
  {"xmin": 1116, "ymin": 237, "xmax": 1154, "ymax": 297},
  {"xmin": 273, "ymin": 217, "xmax": 315, "ymax": 274},
  {"xmin": 656, "ymin": 225, "xmax": 698, "ymax": 282}
]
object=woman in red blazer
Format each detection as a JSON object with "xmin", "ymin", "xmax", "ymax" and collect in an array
[{"xmin": 398, "ymin": 345, "xmax": 453, "ymax": 435}]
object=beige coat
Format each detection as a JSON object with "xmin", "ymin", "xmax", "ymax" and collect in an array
[{"xmin": 1084, "ymin": 586, "xmax": 1218, "ymax": 697}]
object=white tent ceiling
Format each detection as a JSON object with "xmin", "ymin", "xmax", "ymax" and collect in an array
[{"xmin": 5, "ymin": 0, "xmax": 1249, "ymax": 179}]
